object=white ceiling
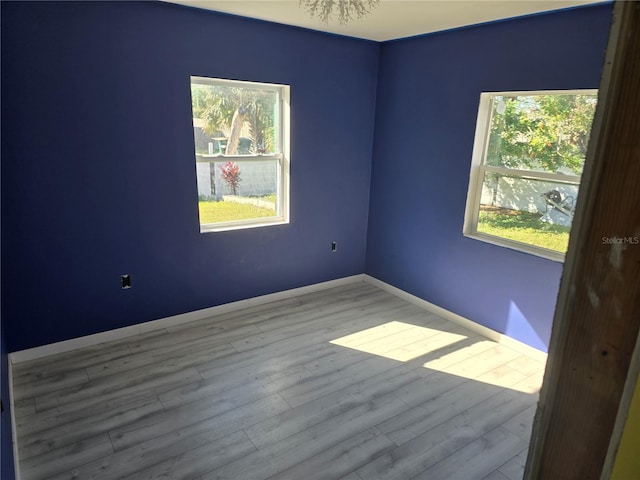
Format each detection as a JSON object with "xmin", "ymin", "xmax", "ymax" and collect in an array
[{"xmin": 166, "ymin": 0, "xmax": 600, "ymax": 41}]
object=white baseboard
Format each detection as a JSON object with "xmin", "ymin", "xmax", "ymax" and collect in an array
[
  {"xmin": 9, "ymin": 274, "xmax": 365, "ymax": 364},
  {"xmin": 8, "ymin": 362, "xmax": 21, "ymax": 480},
  {"xmin": 363, "ymin": 275, "xmax": 548, "ymax": 363},
  {"xmin": 9, "ymin": 273, "xmax": 547, "ymax": 365}
]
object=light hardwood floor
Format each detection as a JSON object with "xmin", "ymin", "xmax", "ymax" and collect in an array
[{"xmin": 11, "ymin": 282, "xmax": 546, "ymax": 480}]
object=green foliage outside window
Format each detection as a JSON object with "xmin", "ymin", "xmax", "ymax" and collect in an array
[
  {"xmin": 486, "ymin": 94, "xmax": 597, "ymax": 175},
  {"xmin": 191, "ymin": 83, "xmax": 277, "ymax": 155}
]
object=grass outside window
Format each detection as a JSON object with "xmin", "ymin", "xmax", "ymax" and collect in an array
[
  {"xmin": 477, "ymin": 206, "xmax": 570, "ymax": 253},
  {"xmin": 198, "ymin": 197, "xmax": 277, "ymax": 224}
]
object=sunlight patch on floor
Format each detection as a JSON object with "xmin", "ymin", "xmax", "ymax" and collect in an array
[
  {"xmin": 330, "ymin": 321, "xmax": 467, "ymax": 362},
  {"xmin": 331, "ymin": 321, "xmax": 543, "ymax": 394}
]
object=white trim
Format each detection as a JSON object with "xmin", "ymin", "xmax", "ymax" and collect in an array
[
  {"xmin": 464, "ymin": 93, "xmax": 493, "ymax": 235},
  {"xmin": 280, "ymin": 85, "xmax": 290, "ymax": 226},
  {"xmin": 9, "ymin": 273, "xmax": 547, "ymax": 365},
  {"xmin": 482, "ymin": 165, "xmax": 581, "ymax": 184},
  {"xmin": 481, "ymin": 88, "xmax": 598, "ymax": 97},
  {"xmin": 363, "ymin": 274, "xmax": 548, "ymax": 363},
  {"xmin": 9, "ymin": 274, "xmax": 365, "ymax": 364},
  {"xmin": 464, "ymin": 231, "xmax": 565, "ymax": 263},
  {"xmin": 200, "ymin": 215, "xmax": 288, "ymax": 233},
  {"xmin": 9, "ymin": 362, "xmax": 21, "ymax": 480},
  {"xmin": 195, "ymin": 153, "xmax": 282, "ymax": 163},
  {"xmin": 191, "ymin": 75, "xmax": 284, "ymax": 92}
]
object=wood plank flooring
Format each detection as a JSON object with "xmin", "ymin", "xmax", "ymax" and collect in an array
[{"xmin": 11, "ymin": 282, "xmax": 546, "ymax": 480}]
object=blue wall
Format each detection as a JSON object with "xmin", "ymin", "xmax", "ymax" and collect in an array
[
  {"xmin": 1, "ymin": 1, "xmax": 379, "ymax": 352},
  {"xmin": 366, "ymin": 4, "xmax": 612, "ymax": 352}
]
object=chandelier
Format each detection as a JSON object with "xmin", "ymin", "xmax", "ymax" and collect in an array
[{"xmin": 299, "ymin": 0, "xmax": 381, "ymax": 25}]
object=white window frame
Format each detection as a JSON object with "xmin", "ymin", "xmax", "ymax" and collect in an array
[
  {"xmin": 463, "ymin": 89, "xmax": 597, "ymax": 262},
  {"xmin": 191, "ymin": 76, "xmax": 290, "ymax": 233}
]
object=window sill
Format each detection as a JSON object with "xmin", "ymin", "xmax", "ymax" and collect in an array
[
  {"xmin": 200, "ymin": 217, "xmax": 289, "ymax": 233},
  {"xmin": 464, "ymin": 231, "xmax": 566, "ymax": 262}
]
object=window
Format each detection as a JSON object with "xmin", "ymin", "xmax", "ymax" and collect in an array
[
  {"xmin": 190, "ymin": 77, "xmax": 290, "ymax": 232},
  {"xmin": 464, "ymin": 90, "xmax": 597, "ymax": 260}
]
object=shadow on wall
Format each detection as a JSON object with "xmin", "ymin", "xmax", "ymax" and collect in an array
[
  {"xmin": 505, "ymin": 301, "xmax": 546, "ymax": 351},
  {"xmin": 423, "ymin": 249, "xmax": 560, "ymax": 354}
]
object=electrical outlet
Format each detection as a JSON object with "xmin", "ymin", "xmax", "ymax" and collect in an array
[
  {"xmin": 331, "ymin": 241, "xmax": 337, "ymax": 252},
  {"xmin": 121, "ymin": 274, "xmax": 132, "ymax": 289}
]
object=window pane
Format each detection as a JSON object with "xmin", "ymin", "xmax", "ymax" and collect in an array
[
  {"xmin": 486, "ymin": 93, "xmax": 597, "ymax": 176},
  {"xmin": 191, "ymin": 81, "xmax": 279, "ymax": 155},
  {"xmin": 197, "ymin": 159, "xmax": 279, "ymax": 225},
  {"xmin": 478, "ymin": 171, "xmax": 579, "ymax": 253}
]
